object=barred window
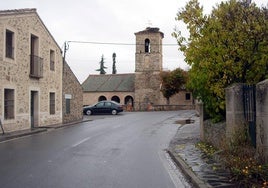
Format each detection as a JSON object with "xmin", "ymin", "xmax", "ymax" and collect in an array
[
  {"xmin": 66, "ymin": 99, "xmax": 70, "ymax": 114},
  {"xmin": 50, "ymin": 92, "xmax": 55, "ymax": 114},
  {"xmin": 4, "ymin": 89, "xmax": 14, "ymax": 119}
]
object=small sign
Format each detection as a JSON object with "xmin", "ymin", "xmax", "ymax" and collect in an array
[{"xmin": 65, "ymin": 94, "xmax": 72, "ymax": 99}]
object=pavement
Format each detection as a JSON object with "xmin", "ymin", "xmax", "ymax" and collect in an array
[
  {"xmin": 168, "ymin": 111, "xmax": 237, "ymax": 188},
  {"xmin": 0, "ymin": 112, "xmax": 237, "ymax": 188}
]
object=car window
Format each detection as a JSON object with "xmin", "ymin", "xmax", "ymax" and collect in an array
[
  {"xmin": 105, "ymin": 102, "xmax": 112, "ymax": 107},
  {"xmin": 96, "ymin": 102, "xmax": 104, "ymax": 107}
]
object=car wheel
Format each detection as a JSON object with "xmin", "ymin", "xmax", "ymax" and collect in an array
[
  {"xmin": 111, "ymin": 109, "xmax": 117, "ymax": 115},
  {"xmin": 86, "ymin": 110, "xmax": 92, "ymax": 115}
]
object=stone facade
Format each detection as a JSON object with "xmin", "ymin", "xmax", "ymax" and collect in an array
[
  {"xmin": 62, "ymin": 62, "xmax": 83, "ymax": 123},
  {"xmin": 134, "ymin": 27, "xmax": 164, "ymax": 110},
  {"xmin": 0, "ymin": 9, "xmax": 63, "ymax": 132}
]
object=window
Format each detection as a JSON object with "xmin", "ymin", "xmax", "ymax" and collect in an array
[
  {"xmin": 6, "ymin": 30, "xmax": 14, "ymax": 59},
  {"xmin": 185, "ymin": 93, "xmax": 191, "ymax": 100},
  {"xmin": 50, "ymin": 50, "xmax": 55, "ymax": 71},
  {"xmin": 98, "ymin": 96, "xmax": 107, "ymax": 101},
  {"xmin": 49, "ymin": 92, "xmax": 55, "ymax": 114},
  {"xmin": 105, "ymin": 102, "xmax": 111, "ymax": 107},
  {"xmin": 4, "ymin": 89, "xmax": 14, "ymax": 119},
  {"xmin": 96, "ymin": 102, "xmax": 104, "ymax": 107},
  {"xmin": 145, "ymin": 38, "xmax": 150, "ymax": 53},
  {"xmin": 30, "ymin": 34, "xmax": 43, "ymax": 78},
  {"xmin": 66, "ymin": 99, "xmax": 70, "ymax": 114}
]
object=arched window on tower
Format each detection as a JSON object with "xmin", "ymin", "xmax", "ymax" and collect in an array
[{"xmin": 145, "ymin": 38, "xmax": 150, "ymax": 53}]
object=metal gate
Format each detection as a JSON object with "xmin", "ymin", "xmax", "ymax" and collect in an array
[{"xmin": 243, "ymin": 84, "xmax": 256, "ymax": 147}]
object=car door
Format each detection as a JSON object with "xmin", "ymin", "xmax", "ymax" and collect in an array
[
  {"xmin": 104, "ymin": 102, "xmax": 112, "ymax": 114},
  {"xmin": 95, "ymin": 101, "xmax": 105, "ymax": 114}
]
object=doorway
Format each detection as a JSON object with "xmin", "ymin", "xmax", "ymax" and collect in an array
[{"xmin": 30, "ymin": 91, "xmax": 39, "ymax": 129}]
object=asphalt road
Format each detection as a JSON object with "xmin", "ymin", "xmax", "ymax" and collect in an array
[{"xmin": 0, "ymin": 111, "xmax": 192, "ymax": 188}]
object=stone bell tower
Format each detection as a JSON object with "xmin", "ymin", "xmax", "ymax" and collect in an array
[{"xmin": 134, "ymin": 27, "xmax": 164, "ymax": 110}]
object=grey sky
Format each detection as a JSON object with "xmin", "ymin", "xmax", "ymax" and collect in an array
[{"xmin": 1, "ymin": 0, "xmax": 267, "ymax": 83}]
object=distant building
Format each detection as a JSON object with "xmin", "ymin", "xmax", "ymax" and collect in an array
[
  {"xmin": 82, "ymin": 27, "xmax": 194, "ymax": 110},
  {"xmin": 0, "ymin": 9, "xmax": 82, "ymax": 133}
]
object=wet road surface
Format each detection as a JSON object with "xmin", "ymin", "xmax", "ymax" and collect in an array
[{"xmin": 0, "ymin": 111, "xmax": 193, "ymax": 188}]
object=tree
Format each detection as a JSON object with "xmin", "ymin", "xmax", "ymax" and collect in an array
[
  {"xmin": 173, "ymin": 0, "xmax": 268, "ymax": 121},
  {"xmin": 96, "ymin": 55, "xmax": 107, "ymax": 74},
  {"xmin": 160, "ymin": 68, "xmax": 188, "ymax": 104},
  {"xmin": 112, "ymin": 53, "xmax": 117, "ymax": 74}
]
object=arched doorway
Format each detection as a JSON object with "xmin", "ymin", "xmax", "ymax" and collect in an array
[
  {"xmin": 124, "ymin": 96, "xmax": 134, "ymax": 105},
  {"xmin": 98, "ymin": 96, "xmax": 107, "ymax": 101},
  {"xmin": 125, "ymin": 95, "xmax": 134, "ymax": 111},
  {"xmin": 111, "ymin": 96, "xmax": 120, "ymax": 103}
]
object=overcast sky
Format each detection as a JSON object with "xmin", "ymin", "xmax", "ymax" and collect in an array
[{"xmin": 1, "ymin": 0, "xmax": 267, "ymax": 83}]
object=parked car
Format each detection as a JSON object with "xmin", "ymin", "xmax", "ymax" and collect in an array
[{"xmin": 83, "ymin": 101, "xmax": 123, "ymax": 115}]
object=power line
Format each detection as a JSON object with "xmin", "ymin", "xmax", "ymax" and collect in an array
[{"xmin": 67, "ymin": 40, "xmax": 178, "ymax": 46}]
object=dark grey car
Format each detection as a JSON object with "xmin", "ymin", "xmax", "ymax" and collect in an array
[{"xmin": 83, "ymin": 101, "xmax": 123, "ymax": 115}]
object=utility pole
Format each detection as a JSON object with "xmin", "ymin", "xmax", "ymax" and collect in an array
[{"xmin": 63, "ymin": 41, "xmax": 69, "ymax": 63}]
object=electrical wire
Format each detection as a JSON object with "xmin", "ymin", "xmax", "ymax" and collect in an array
[{"xmin": 66, "ymin": 40, "xmax": 178, "ymax": 46}]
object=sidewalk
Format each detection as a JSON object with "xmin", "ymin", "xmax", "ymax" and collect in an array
[
  {"xmin": 0, "ymin": 117, "xmax": 92, "ymax": 143},
  {"xmin": 168, "ymin": 112, "xmax": 237, "ymax": 188}
]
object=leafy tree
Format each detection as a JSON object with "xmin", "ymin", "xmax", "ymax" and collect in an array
[
  {"xmin": 96, "ymin": 55, "xmax": 107, "ymax": 74},
  {"xmin": 112, "ymin": 53, "xmax": 117, "ymax": 74},
  {"xmin": 160, "ymin": 68, "xmax": 188, "ymax": 104},
  {"xmin": 173, "ymin": 0, "xmax": 268, "ymax": 121}
]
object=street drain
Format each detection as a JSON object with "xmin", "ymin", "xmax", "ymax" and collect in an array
[{"xmin": 174, "ymin": 119, "xmax": 195, "ymax": 125}]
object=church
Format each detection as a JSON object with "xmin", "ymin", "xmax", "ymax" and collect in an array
[{"xmin": 82, "ymin": 27, "xmax": 194, "ymax": 111}]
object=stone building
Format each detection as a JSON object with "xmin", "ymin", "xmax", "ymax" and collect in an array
[
  {"xmin": 62, "ymin": 61, "xmax": 83, "ymax": 123},
  {"xmin": 0, "ymin": 9, "xmax": 82, "ymax": 133},
  {"xmin": 82, "ymin": 27, "xmax": 194, "ymax": 110}
]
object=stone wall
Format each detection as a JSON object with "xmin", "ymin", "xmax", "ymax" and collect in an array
[
  {"xmin": 134, "ymin": 71, "xmax": 162, "ymax": 111},
  {"xmin": 62, "ymin": 62, "xmax": 83, "ymax": 123},
  {"xmin": 0, "ymin": 9, "xmax": 63, "ymax": 132}
]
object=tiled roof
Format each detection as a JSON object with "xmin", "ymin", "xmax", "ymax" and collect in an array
[{"xmin": 82, "ymin": 74, "xmax": 135, "ymax": 92}]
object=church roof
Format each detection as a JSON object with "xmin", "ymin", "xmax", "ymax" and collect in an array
[{"xmin": 82, "ymin": 74, "xmax": 135, "ymax": 92}]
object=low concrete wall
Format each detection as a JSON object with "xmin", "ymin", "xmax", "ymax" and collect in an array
[
  {"xmin": 225, "ymin": 83, "xmax": 247, "ymax": 142},
  {"xmin": 153, "ymin": 105, "xmax": 195, "ymax": 111}
]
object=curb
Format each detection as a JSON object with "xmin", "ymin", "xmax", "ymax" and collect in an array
[
  {"xmin": 0, "ymin": 128, "xmax": 47, "ymax": 142},
  {"xmin": 167, "ymin": 150, "xmax": 212, "ymax": 188},
  {"xmin": 0, "ymin": 119, "xmax": 93, "ymax": 143}
]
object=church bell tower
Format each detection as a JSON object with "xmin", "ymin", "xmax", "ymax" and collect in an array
[{"xmin": 134, "ymin": 27, "xmax": 164, "ymax": 110}]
